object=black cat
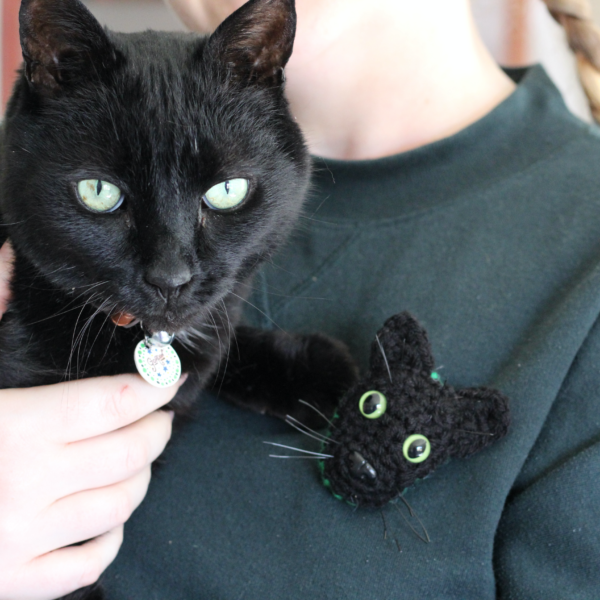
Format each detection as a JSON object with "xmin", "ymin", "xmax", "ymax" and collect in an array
[{"xmin": 0, "ymin": 0, "xmax": 357, "ymax": 597}]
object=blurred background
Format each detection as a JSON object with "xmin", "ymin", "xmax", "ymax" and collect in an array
[{"xmin": 1, "ymin": 0, "xmax": 600, "ymax": 120}]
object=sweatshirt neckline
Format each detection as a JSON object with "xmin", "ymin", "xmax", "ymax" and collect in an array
[{"xmin": 305, "ymin": 66, "xmax": 587, "ymax": 222}]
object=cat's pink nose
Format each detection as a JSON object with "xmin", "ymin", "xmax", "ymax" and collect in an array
[{"xmin": 144, "ymin": 266, "xmax": 192, "ymax": 302}]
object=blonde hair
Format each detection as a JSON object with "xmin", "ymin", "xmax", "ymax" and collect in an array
[{"xmin": 542, "ymin": 0, "xmax": 600, "ymax": 122}]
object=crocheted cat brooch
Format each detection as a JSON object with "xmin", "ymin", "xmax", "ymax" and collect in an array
[{"xmin": 318, "ymin": 312, "xmax": 510, "ymax": 507}]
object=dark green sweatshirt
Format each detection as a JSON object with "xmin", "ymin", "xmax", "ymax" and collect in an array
[{"xmin": 103, "ymin": 67, "xmax": 600, "ymax": 599}]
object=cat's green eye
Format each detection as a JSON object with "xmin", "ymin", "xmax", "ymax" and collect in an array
[
  {"xmin": 402, "ymin": 434, "xmax": 431, "ymax": 463},
  {"xmin": 77, "ymin": 179, "xmax": 123, "ymax": 213},
  {"xmin": 203, "ymin": 179, "xmax": 249, "ymax": 211},
  {"xmin": 359, "ymin": 390, "xmax": 387, "ymax": 419}
]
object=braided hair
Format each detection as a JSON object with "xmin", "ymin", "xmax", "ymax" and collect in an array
[{"xmin": 541, "ymin": 0, "xmax": 600, "ymax": 122}]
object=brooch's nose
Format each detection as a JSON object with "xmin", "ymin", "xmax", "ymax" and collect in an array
[{"xmin": 349, "ymin": 451, "xmax": 377, "ymax": 480}]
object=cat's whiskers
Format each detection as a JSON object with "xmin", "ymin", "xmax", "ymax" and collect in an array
[
  {"xmin": 82, "ymin": 295, "xmax": 115, "ymax": 374},
  {"xmin": 0, "ymin": 217, "xmax": 31, "ymax": 226},
  {"xmin": 233, "ymin": 278, "xmax": 329, "ymax": 302},
  {"xmin": 176, "ymin": 332, "xmax": 200, "ymax": 352},
  {"xmin": 392, "ymin": 493, "xmax": 430, "ymax": 544},
  {"xmin": 455, "ymin": 429, "xmax": 494, "ymax": 436},
  {"xmin": 74, "ymin": 295, "xmax": 113, "ymax": 378},
  {"xmin": 177, "ymin": 326, "xmax": 213, "ymax": 351},
  {"xmin": 375, "ymin": 334, "xmax": 393, "ymax": 383},
  {"xmin": 219, "ymin": 298, "xmax": 237, "ymax": 351},
  {"xmin": 308, "ymin": 193, "xmax": 332, "ymax": 218},
  {"xmin": 71, "ymin": 280, "xmax": 110, "ymax": 292},
  {"xmin": 98, "ymin": 301, "xmax": 121, "ymax": 367},
  {"xmin": 262, "ymin": 441, "xmax": 333, "ymax": 459},
  {"xmin": 27, "ymin": 298, "xmax": 102, "ymax": 326},
  {"xmin": 297, "ymin": 214, "xmax": 336, "ymax": 226},
  {"xmin": 284, "ymin": 415, "xmax": 338, "ymax": 446},
  {"xmin": 62, "ymin": 281, "xmax": 112, "ymax": 316},
  {"xmin": 206, "ymin": 307, "xmax": 224, "ymax": 374},
  {"xmin": 43, "ymin": 264, "xmax": 76, "ymax": 277},
  {"xmin": 228, "ymin": 291, "xmax": 283, "ymax": 331},
  {"xmin": 65, "ymin": 290, "xmax": 105, "ymax": 380},
  {"xmin": 298, "ymin": 399, "xmax": 337, "ymax": 429},
  {"xmin": 25, "ymin": 281, "xmax": 112, "ymax": 327},
  {"xmin": 268, "ymin": 455, "xmax": 327, "ymax": 460},
  {"xmin": 379, "ymin": 509, "xmax": 402, "ymax": 552},
  {"xmin": 214, "ymin": 298, "xmax": 237, "ymax": 395},
  {"xmin": 212, "ymin": 302, "xmax": 232, "ymax": 350}
]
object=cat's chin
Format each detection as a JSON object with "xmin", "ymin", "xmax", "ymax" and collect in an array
[{"xmin": 118, "ymin": 307, "xmax": 214, "ymax": 336}]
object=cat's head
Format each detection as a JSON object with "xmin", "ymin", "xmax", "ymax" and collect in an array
[
  {"xmin": 0, "ymin": 0, "xmax": 307, "ymax": 333},
  {"xmin": 320, "ymin": 312, "xmax": 510, "ymax": 507}
]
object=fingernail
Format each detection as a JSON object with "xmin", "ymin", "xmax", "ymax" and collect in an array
[
  {"xmin": 166, "ymin": 410, "xmax": 175, "ymax": 421},
  {"xmin": 178, "ymin": 372, "xmax": 189, "ymax": 386}
]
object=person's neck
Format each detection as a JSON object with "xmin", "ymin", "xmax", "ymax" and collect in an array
[{"xmin": 285, "ymin": 0, "xmax": 515, "ymax": 160}]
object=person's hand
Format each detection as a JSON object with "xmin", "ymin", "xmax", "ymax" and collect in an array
[
  {"xmin": 0, "ymin": 241, "xmax": 14, "ymax": 319},
  {"xmin": 0, "ymin": 372, "xmax": 185, "ymax": 599}
]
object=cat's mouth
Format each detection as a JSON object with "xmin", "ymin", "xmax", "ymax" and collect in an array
[
  {"xmin": 111, "ymin": 310, "xmax": 182, "ymax": 337},
  {"xmin": 110, "ymin": 310, "xmax": 174, "ymax": 333},
  {"xmin": 111, "ymin": 311, "xmax": 139, "ymax": 327},
  {"xmin": 108, "ymin": 307, "xmax": 199, "ymax": 334}
]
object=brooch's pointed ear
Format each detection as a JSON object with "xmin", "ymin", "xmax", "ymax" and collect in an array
[
  {"xmin": 19, "ymin": 0, "xmax": 118, "ymax": 95},
  {"xmin": 369, "ymin": 312, "xmax": 435, "ymax": 376},
  {"xmin": 448, "ymin": 387, "xmax": 510, "ymax": 458},
  {"xmin": 203, "ymin": 0, "xmax": 296, "ymax": 86}
]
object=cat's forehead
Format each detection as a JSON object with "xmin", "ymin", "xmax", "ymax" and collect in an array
[
  {"xmin": 64, "ymin": 30, "xmax": 278, "ymax": 185},
  {"xmin": 106, "ymin": 30, "xmax": 208, "ymax": 111},
  {"xmin": 101, "ymin": 30, "xmax": 274, "ymax": 140},
  {"xmin": 109, "ymin": 30, "xmax": 204, "ymax": 77}
]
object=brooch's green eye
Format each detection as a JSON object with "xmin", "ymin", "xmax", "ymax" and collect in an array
[
  {"xmin": 203, "ymin": 178, "xmax": 249, "ymax": 210},
  {"xmin": 430, "ymin": 371, "xmax": 441, "ymax": 382},
  {"xmin": 359, "ymin": 390, "xmax": 387, "ymax": 419},
  {"xmin": 402, "ymin": 434, "xmax": 431, "ymax": 463},
  {"xmin": 77, "ymin": 179, "xmax": 123, "ymax": 212}
]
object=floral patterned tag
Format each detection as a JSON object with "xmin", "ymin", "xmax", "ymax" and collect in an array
[{"xmin": 134, "ymin": 339, "xmax": 181, "ymax": 388}]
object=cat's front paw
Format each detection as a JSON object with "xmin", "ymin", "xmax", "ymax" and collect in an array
[
  {"xmin": 281, "ymin": 333, "xmax": 359, "ymax": 428},
  {"xmin": 214, "ymin": 327, "xmax": 358, "ymax": 429}
]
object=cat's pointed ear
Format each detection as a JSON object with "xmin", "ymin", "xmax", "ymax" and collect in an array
[
  {"xmin": 369, "ymin": 312, "xmax": 435, "ymax": 377},
  {"xmin": 448, "ymin": 387, "xmax": 510, "ymax": 458},
  {"xmin": 204, "ymin": 0, "xmax": 296, "ymax": 86},
  {"xmin": 19, "ymin": 0, "xmax": 117, "ymax": 93}
]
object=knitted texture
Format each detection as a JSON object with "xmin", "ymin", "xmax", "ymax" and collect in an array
[{"xmin": 321, "ymin": 312, "xmax": 510, "ymax": 507}]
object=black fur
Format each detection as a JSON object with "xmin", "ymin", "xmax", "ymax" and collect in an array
[
  {"xmin": 0, "ymin": 0, "xmax": 357, "ymax": 404},
  {"xmin": 0, "ymin": 0, "xmax": 357, "ymax": 597},
  {"xmin": 215, "ymin": 326, "xmax": 358, "ymax": 427},
  {"xmin": 321, "ymin": 313, "xmax": 510, "ymax": 507}
]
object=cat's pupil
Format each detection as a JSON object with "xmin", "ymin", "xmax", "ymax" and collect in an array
[
  {"xmin": 225, "ymin": 180, "xmax": 230, "ymax": 194},
  {"xmin": 407, "ymin": 439, "xmax": 427, "ymax": 459},
  {"xmin": 362, "ymin": 393, "xmax": 381, "ymax": 414},
  {"xmin": 96, "ymin": 180, "xmax": 102, "ymax": 195}
]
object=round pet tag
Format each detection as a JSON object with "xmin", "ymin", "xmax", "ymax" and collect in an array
[{"xmin": 134, "ymin": 339, "xmax": 181, "ymax": 388}]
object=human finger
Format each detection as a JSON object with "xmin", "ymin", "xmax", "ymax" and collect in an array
[
  {"xmin": 34, "ymin": 467, "xmax": 150, "ymax": 556},
  {"xmin": 2, "ymin": 372, "xmax": 187, "ymax": 444},
  {"xmin": 4, "ymin": 525, "xmax": 123, "ymax": 600},
  {"xmin": 0, "ymin": 240, "xmax": 14, "ymax": 318},
  {"xmin": 58, "ymin": 408, "xmax": 174, "ymax": 496}
]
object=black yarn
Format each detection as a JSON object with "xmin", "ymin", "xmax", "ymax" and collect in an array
[{"xmin": 321, "ymin": 312, "xmax": 510, "ymax": 508}]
